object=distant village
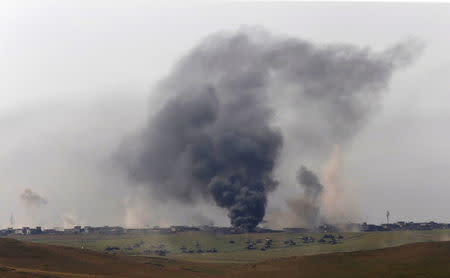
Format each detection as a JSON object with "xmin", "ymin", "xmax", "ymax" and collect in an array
[{"xmin": 1, "ymin": 221, "xmax": 449, "ymax": 236}]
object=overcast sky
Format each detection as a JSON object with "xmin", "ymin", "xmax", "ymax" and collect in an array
[{"xmin": 1, "ymin": 1, "xmax": 449, "ymax": 228}]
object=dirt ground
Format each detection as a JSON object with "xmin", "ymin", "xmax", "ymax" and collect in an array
[{"xmin": 0, "ymin": 238, "xmax": 449, "ymax": 278}]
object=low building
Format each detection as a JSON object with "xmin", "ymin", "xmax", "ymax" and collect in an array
[{"xmin": 14, "ymin": 229, "xmax": 23, "ymax": 235}]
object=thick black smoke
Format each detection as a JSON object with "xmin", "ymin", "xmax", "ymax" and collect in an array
[
  {"xmin": 120, "ymin": 28, "xmax": 422, "ymax": 230},
  {"xmin": 126, "ymin": 83, "xmax": 282, "ymax": 231}
]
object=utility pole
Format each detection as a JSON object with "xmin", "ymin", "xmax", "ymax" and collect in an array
[{"xmin": 9, "ymin": 213, "xmax": 14, "ymax": 228}]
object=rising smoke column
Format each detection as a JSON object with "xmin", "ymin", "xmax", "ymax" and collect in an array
[
  {"xmin": 288, "ymin": 148, "xmax": 358, "ymax": 228},
  {"xmin": 320, "ymin": 145, "xmax": 360, "ymax": 224},
  {"xmin": 20, "ymin": 188, "xmax": 47, "ymax": 208},
  {"xmin": 287, "ymin": 166, "xmax": 324, "ymax": 227},
  {"xmin": 120, "ymin": 28, "xmax": 423, "ymax": 231},
  {"xmin": 18, "ymin": 188, "xmax": 48, "ymax": 227},
  {"xmin": 125, "ymin": 82, "xmax": 283, "ymax": 231}
]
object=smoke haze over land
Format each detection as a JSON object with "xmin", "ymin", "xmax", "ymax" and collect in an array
[
  {"xmin": 320, "ymin": 146, "xmax": 361, "ymax": 224},
  {"xmin": 120, "ymin": 28, "xmax": 422, "ymax": 230},
  {"xmin": 286, "ymin": 166, "xmax": 324, "ymax": 228},
  {"xmin": 2, "ymin": 2, "xmax": 450, "ymax": 229},
  {"xmin": 269, "ymin": 146, "xmax": 361, "ymax": 229}
]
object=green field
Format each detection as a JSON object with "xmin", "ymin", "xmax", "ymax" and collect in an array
[{"xmin": 9, "ymin": 229, "xmax": 450, "ymax": 263}]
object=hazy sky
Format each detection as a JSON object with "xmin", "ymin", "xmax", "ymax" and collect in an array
[{"xmin": 1, "ymin": 1, "xmax": 449, "ymax": 228}]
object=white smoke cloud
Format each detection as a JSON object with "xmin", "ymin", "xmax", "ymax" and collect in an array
[
  {"xmin": 60, "ymin": 213, "xmax": 82, "ymax": 229},
  {"xmin": 320, "ymin": 145, "xmax": 361, "ymax": 224}
]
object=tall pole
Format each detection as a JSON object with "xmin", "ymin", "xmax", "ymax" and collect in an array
[{"xmin": 9, "ymin": 213, "xmax": 14, "ymax": 228}]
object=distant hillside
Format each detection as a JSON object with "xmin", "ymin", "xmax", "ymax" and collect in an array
[{"xmin": 0, "ymin": 238, "xmax": 449, "ymax": 277}]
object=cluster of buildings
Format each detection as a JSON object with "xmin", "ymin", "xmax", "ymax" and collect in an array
[
  {"xmin": 0, "ymin": 224, "xmax": 275, "ymax": 236},
  {"xmin": 361, "ymin": 221, "xmax": 450, "ymax": 232},
  {"xmin": 147, "ymin": 225, "xmax": 277, "ymax": 234},
  {"xmin": 0, "ymin": 226, "xmax": 43, "ymax": 236},
  {"xmin": 283, "ymin": 221, "xmax": 450, "ymax": 233},
  {"xmin": 1, "ymin": 221, "xmax": 449, "ymax": 237},
  {"xmin": 0, "ymin": 225, "xmax": 125, "ymax": 236}
]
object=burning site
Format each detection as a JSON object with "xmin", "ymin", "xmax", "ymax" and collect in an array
[
  {"xmin": 1, "ymin": 2, "xmax": 449, "ymax": 277},
  {"xmin": 117, "ymin": 28, "xmax": 422, "ymax": 231}
]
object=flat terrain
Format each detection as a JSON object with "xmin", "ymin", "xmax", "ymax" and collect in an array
[
  {"xmin": 232, "ymin": 241, "xmax": 450, "ymax": 278},
  {"xmin": 0, "ymin": 237, "xmax": 215, "ymax": 278},
  {"xmin": 0, "ymin": 237, "xmax": 449, "ymax": 277},
  {"xmin": 10, "ymin": 229, "xmax": 450, "ymax": 263}
]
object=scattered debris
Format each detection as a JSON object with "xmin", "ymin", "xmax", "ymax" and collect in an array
[
  {"xmin": 104, "ymin": 246, "xmax": 120, "ymax": 252},
  {"xmin": 246, "ymin": 244, "xmax": 256, "ymax": 250},
  {"xmin": 301, "ymin": 236, "xmax": 315, "ymax": 243},
  {"xmin": 284, "ymin": 239, "xmax": 296, "ymax": 246},
  {"xmin": 155, "ymin": 249, "xmax": 167, "ymax": 256}
]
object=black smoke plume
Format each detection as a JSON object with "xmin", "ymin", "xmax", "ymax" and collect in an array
[{"xmin": 120, "ymin": 28, "xmax": 422, "ymax": 231}]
